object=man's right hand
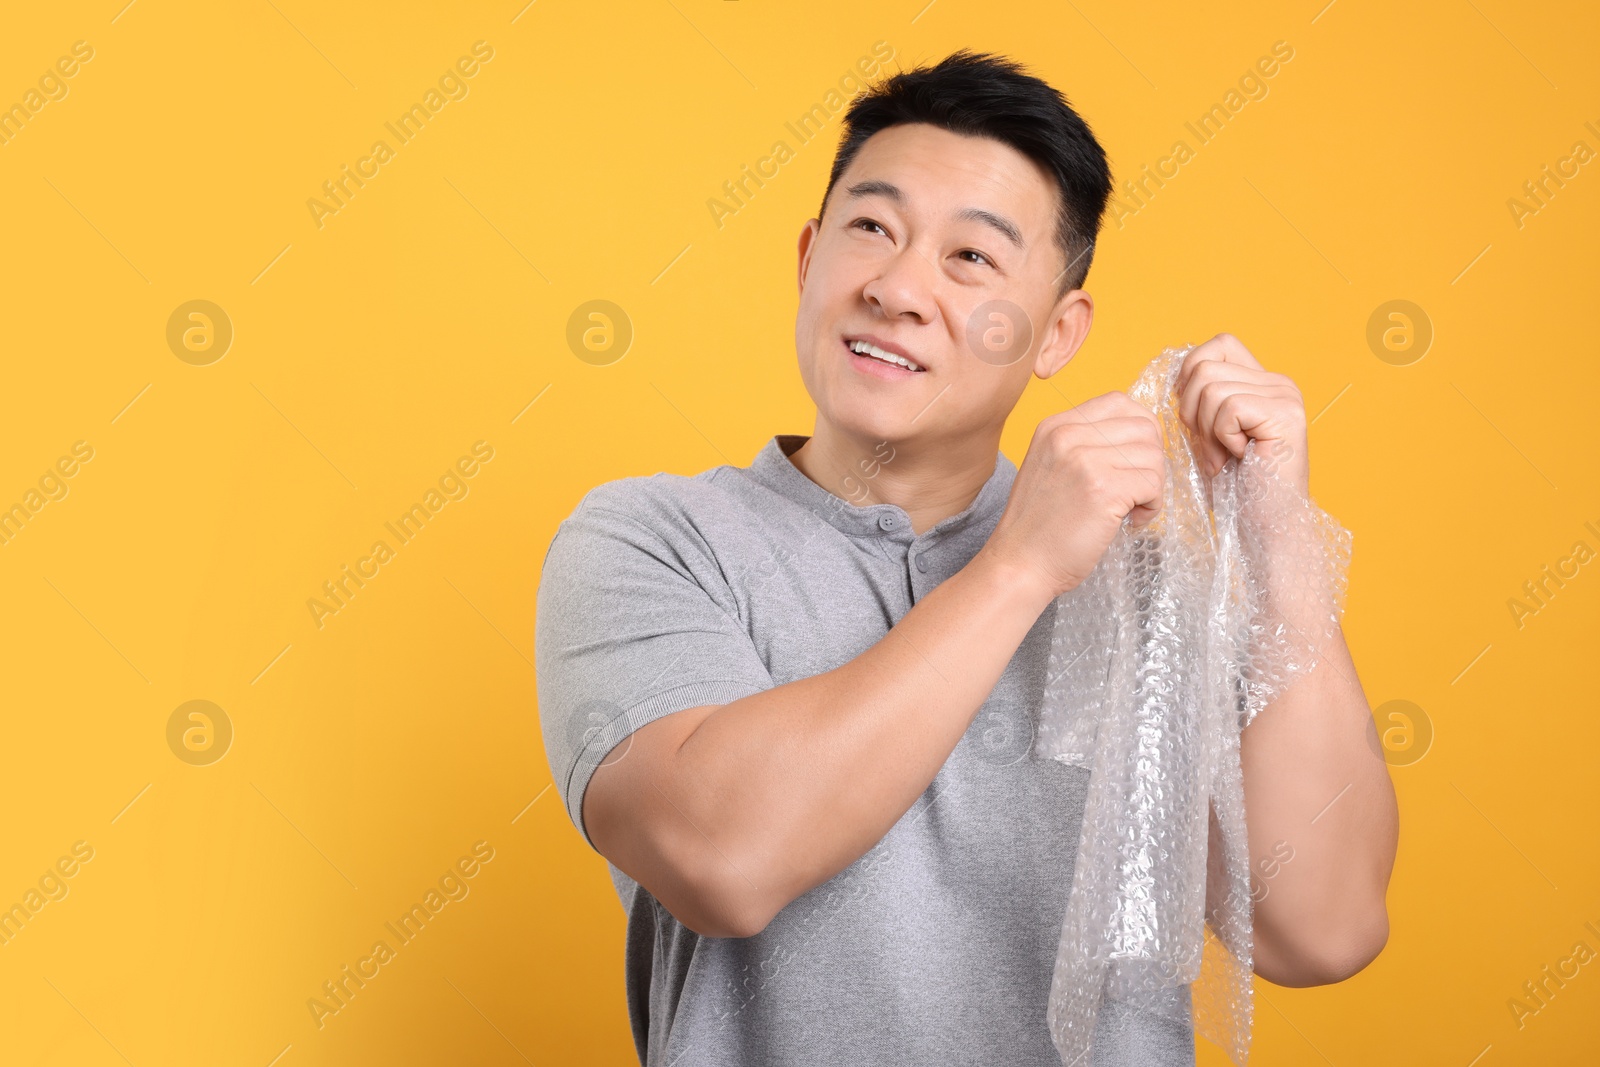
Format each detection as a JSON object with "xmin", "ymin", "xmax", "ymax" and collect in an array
[{"xmin": 980, "ymin": 391, "xmax": 1167, "ymax": 600}]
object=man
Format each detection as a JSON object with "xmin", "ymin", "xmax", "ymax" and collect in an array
[{"xmin": 536, "ymin": 50, "xmax": 1397, "ymax": 1066}]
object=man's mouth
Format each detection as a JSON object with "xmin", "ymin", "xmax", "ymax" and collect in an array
[{"xmin": 844, "ymin": 338, "xmax": 926, "ymax": 373}]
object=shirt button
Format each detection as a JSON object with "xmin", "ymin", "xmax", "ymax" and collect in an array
[
  {"xmin": 915, "ymin": 555, "xmax": 928, "ymax": 573},
  {"xmin": 878, "ymin": 514, "xmax": 897, "ymax": 530}
]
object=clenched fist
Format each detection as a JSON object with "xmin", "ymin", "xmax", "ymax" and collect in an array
[
  {"xmin": 980, "ymin": 390, "xmax": 1166, "ymax": 600},
  {"xmin": 980, "ymin": 334, "xmax": 1312, "ymax": 601},
  {"xmin": 1175, "ymin": 333, "xmax": 1309, "ymax": 497}
]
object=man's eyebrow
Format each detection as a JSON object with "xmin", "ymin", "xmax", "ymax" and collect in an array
[
  {"xmin": 956, "ymin": 206, "xmax": 1025, "ymax": 250},
  {"xmin": 843, "ymin": 179, "xmax": 905, "ymax": 207},
  {"xmin": 842, "ymin": 179, "xmax": 1026, "ymax": 249}
]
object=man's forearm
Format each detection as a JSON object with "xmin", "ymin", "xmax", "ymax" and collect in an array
[
  {"xmin": 667, "ymin": 548, "xmax": 1055, "ymax": 931},
  {"xmin": 1240, "ymin": 622, "xmax": 1399, "ymax": 984}
]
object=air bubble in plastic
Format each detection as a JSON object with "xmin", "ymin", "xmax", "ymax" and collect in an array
[{"xmin": 1036, "ymin": 345, "xmax": 1352, "ymax": 1066}]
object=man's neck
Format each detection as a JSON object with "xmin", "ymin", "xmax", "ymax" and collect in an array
[{"xmin": 787, "ymin": 421, "xmax": 1000, "ymax": 536}]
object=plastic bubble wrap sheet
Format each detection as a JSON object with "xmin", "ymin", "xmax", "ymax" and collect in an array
[{"xmin": 1035, "ymin": 346, "xmax": 1352, "ymax": 1066}]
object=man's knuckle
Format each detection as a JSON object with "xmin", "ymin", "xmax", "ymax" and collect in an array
[{"xmin": 1047, "ymin": 426, "xmax": 1079, "ymax": 458}]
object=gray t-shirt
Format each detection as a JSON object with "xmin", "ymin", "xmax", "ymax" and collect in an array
[{"xmin": 535, "ymin": 433, "xmax": 1194, "ymax": 1066}]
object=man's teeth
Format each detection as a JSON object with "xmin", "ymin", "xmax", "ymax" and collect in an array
[{"xmin": 849, "ymin": 340, "xmax": 924, "ymax": 371}]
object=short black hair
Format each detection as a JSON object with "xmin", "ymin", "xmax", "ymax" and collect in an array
[{"xmin": 818, "ymin": 49, "xmax": 1113, "ymax": 300}]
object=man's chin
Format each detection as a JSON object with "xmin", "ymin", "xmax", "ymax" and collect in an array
[{"xmin": 820, "ymin": 407, "xmax": 920, "ymax": 448}]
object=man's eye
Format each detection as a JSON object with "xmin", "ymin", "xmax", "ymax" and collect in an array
[
  {"xmin": 958, "ymin": 250, "xmax": 992, "ymax": 267},
  {"xmin": 853, "ymin": 218, "xmax": 887, "ymax": 236}
]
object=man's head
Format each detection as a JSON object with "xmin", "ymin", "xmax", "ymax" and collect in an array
[{"xmin": 794, "ymin": 50, "xmax": 1113, "ymax": 450}]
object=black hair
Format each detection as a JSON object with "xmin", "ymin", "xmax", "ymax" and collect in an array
[{"xmin": 818, "ymin": 49, "xmax": 1113, "ymax": 300}]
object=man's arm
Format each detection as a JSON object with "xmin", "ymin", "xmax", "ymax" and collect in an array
[
  {"xmin": 585, "ymin": 547, "xmax": 1056, "ymax": 937},
  {"xmin": 584, "ymin": 394, "xmax": 1167, "ymax": 938},
  {"xmin": 1175, "ymin": 333, "xmax": 1399, "ymax": 985},
  {"xmin": 1238, "ymin": 624, "xmax": 1397, "ymax": 986}
]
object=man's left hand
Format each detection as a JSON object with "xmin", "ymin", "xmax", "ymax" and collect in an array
[{"xmin": 1174, "ymin": 333, "xmax": 1310, "ymax": 497}]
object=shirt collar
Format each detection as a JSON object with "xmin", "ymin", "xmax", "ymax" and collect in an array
[{"xmin": 744, "ymin": 434, "xmax": 1016, "ymax": 545}]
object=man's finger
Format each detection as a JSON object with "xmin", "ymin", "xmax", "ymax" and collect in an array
[
  {"xmin": 1175, "ymin": 333, "xmax": 1265, "ymax": 395},
  {"xmin": 1204, "ymin": 388, "xmax": 1293, "ymax": 463},
  {"xmin": 1176, "ymin": 356, "xmax": 1277, "ymax": 428}
]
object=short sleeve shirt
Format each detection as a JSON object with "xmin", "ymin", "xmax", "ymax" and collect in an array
[{"xmin": 535, "ymin": 434, "xmax": 1194, "ymax": 1066}]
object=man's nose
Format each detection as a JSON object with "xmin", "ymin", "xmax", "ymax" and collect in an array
[{"xmin": 862, "ymin": 243, "xmax": 939, "ymax": 322}]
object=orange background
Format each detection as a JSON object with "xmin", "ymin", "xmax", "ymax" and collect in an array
[{"xmin": 0, "ymin": 1, "xmax": 1595, "ymax": 1064}]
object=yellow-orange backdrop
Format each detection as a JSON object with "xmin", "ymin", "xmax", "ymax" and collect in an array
[{"xmin": 1, "ymin": 1, "xmax": 1595, "ymax": 1064}]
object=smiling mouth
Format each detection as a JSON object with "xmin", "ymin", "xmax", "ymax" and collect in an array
[{"xmin": 845, "ymin": 338, "xmax": 926, "ymax": 372}]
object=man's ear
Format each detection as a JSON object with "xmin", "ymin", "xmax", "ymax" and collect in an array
[
  {"xmin": 797, "ymin": 218, "xmax": 820, "ymax": 293},
  {"xmin": 1033, "ymin": 289, "xmax": 1093, "ymax": 379}
]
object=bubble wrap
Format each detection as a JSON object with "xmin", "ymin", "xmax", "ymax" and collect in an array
[{"xmin": 1034, "ymin": 346, "xmax": 1352, "ymax": 1066}]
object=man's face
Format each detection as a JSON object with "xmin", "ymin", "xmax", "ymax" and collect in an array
[{"xmin": 794, "ymin": 122, "xmax": 1091, "ymax": 447}]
